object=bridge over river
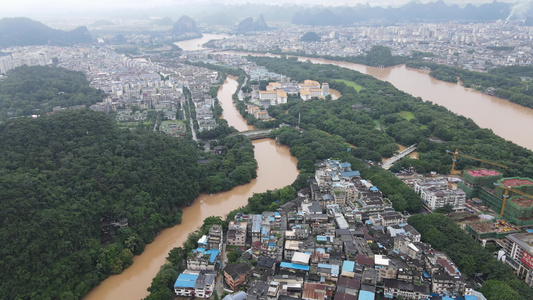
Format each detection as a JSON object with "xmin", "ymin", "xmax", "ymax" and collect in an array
[
  {"xmin": 382, "ymin": 144, "xmax": 418, "ymax": 170},
  {"xmin": 231, "ymin": 129, "xmax": 273, "ymax": 140}
]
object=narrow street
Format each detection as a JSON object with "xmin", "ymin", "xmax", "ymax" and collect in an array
[{"xmin": 186, "ymin": 95, "xmax": 198, "ymax": 142}]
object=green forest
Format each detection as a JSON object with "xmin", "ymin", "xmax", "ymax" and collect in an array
[
  {"xmin": 247, "ymin": 56, "xmax": 533, "ymax": 180},
  {"xmin": 0, "ymin": 66, "xmax": 106, "ymax": 120},
  {"xmin": 0, "ymin": 110, "xmax": 201, "ymax": 299}
]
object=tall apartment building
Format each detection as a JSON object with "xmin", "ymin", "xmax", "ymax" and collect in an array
[{"xmin": 504, "ymin": 233, "xmax": 533, "ymax": 287}]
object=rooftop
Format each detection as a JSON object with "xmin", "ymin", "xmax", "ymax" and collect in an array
[
  {"xmin": 358, "ymin": 290, "xmax": 375, "ymax": 300},
  {"xmin": 501, "ymin": 178, "xmax": 533, "ymax": 187},
  {"xmin": 174, "ymin": 273, "xmax": 199, "ymax": 288},
  {"xmin": 466, "ymin": 169, "xmax": 501, "ymax": 177},
  {"xmin": 280, "ymin": 262, "xmax": 310, "ymax": 271},
  {"xmin": 512, "ymin": 197, "xmax": 533, "ymax": 207}
]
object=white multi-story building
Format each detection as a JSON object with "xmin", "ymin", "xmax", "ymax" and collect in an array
[
  {"xmin": 174, "ymin": 271, "xmax": 216, "ymax": 298},
  {"xmin": 414, "ymin": 178, "xmax": 466, "ymax": 211}
]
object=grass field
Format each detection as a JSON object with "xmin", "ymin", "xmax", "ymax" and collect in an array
[
  {"xmin": 336, "ymin": 79, "xmax": 363, "ymax": 92},
  {"xmin": 398, "ymin": 111, "xmax": 415, "ymax": 121}
]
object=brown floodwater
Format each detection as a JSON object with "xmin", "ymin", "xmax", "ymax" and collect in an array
[
  {"xmin": 174, "ymin": 34, "xmax": 233, "ymax": 51},
  {"xmin": 84, "ymin": 72, "xmax": 298, "ymax": 300},
  {"xmin": 219, "ymin": 76, "xmax": 253, "ymax": 131},
  {"xmin": 219, "ymin": 50, "xmax": 533, "ymax": 151}
]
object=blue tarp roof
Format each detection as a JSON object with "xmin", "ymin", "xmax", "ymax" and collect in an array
[
  {"xmin": 174, "ymin": 273, "xmax": 198, "ymax": 288},
  {"xmin": 280, "ymin": 262, "xmax": 310, "ymax": 271},
  {"xmin": 370, "ymin": 186, "xmax": 379, "ymax": 192},
  {"xmin": 340, "ymin": 162, "xmax": 351, "ymax": 168},
  {"xmin": 317, "ymin": 236, "xmax": 328, "ymax": 242},
  {"xmin": 358, "ymin": 290, "xmax": 375, "ymax": 300},
  {"xmin": 342, "ymin": 171, "xmax": 360, "ymax": 178},
  {"xmin": 206, "ymin": 249, "xmax": 219, "ymax": 263},
  {"xmin": 326, "ymin": 264, "xmax": 340, "ymax": 275},
  {"xmin": 465, "ymin": 296, "xmax": 477, "ymax": 300},
  {"xmin": 342, "ymin": 261, "xmax": 355, "ymax": 272}
]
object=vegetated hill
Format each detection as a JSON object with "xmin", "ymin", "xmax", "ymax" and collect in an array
[
  {"xmin": 292, "ymin": 0, "xmax": 511, "ymax": 25},
  {"xmin": 0, "ymin": 110, "xmax": 202, "ymax": 299},
  {"xmin": 0, "ymin": 17, "xmax": 92, "ymax": 48},
  {"xmin": 0, "ymin": 65, "xmax": 106, "ymax": 121},
  {"xmin": 172, "ymin": 15, "xmax": 199, "ymax": 35},
  {"xmin": 237, "ymin": 14, "xmax": 269, "ymax": 34},
  {"xmin": 301, "ymin": 32, "xmax": 321, "ymax": 42}
]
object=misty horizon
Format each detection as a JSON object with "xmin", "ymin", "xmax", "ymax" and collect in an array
[{"xmin": 1, "ymin": 0, "xmax": 523, "ymax": 18}]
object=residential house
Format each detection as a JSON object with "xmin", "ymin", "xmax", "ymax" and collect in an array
[
  {"xmin": 174, "ymin": 271, "xmax": 216, "ymax": 298},
  {"xmin": 227, "ymin": 221, "xmax": 247, "ymax": 246},
  {"xmin": 224, "ymin": 262, "xmax": 252, "ymax": 290},
  {"xmin": 383, "ymin": 279, "xmax": 430, "ymax": 300}
]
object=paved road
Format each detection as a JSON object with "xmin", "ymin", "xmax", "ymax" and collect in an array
[
  {"xmin": 186, "ymin": 96, "xmax": 198, "ymax": 142},
  {"xmin": 382, "ymin": 144, "xmax": 417, "ymax": 170},
  {"xmin": 153, "ymin": 115, "xmax": 158, "ymax": 132}
]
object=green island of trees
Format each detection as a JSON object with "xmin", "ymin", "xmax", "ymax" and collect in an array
[
  {"xmin": 247, "ymin": 55, "xmax": 533, "ymax": 179},
  {"xmin": 0, "ymin": 65, "xmax": 106, "ymax": 121}
]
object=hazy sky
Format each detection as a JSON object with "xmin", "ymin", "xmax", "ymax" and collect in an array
[{"xmin": 1, "ymin": 0, "xmax": 521, "ymax": 17}]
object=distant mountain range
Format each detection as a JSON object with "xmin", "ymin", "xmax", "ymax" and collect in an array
[
  {"xmin": 237, "ymin": 15, "xmax": 269, "ymax": 34},
  {"xmin": 292, "ymin": 1, "xmax": 514, "ymax": 25},
  {"xmin": 0, "ymin": 17, "xmax": 92, "ymax": 48}
]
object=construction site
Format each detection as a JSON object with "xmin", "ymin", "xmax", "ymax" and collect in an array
[
  {"xmin": 465, "ymin": 218, "xmax": 520, "ymax": 246},
  {"xmin": 458, "ymin": 170, "xmax": 533, "ymax": 226}
]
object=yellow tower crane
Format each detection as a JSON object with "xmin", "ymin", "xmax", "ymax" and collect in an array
[
  {"xmin": 493, "ymin": 182, "xmax": 533, "ymax": 217},
  {"xmin": 446, "ymin": 149, "xmax": 508, "ymax": 189}
]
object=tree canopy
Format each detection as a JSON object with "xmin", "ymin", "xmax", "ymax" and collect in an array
[
  {"xmin": 248, "ymin": 55, "xmax": 533, "ymax": 180},
  {"xmin": 0, "ymin": 65, "xmax": 105, "ymax": 121},
  {"xmin": 0, "ymin": 110, "xmax": 203, "ymax": 299}
]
